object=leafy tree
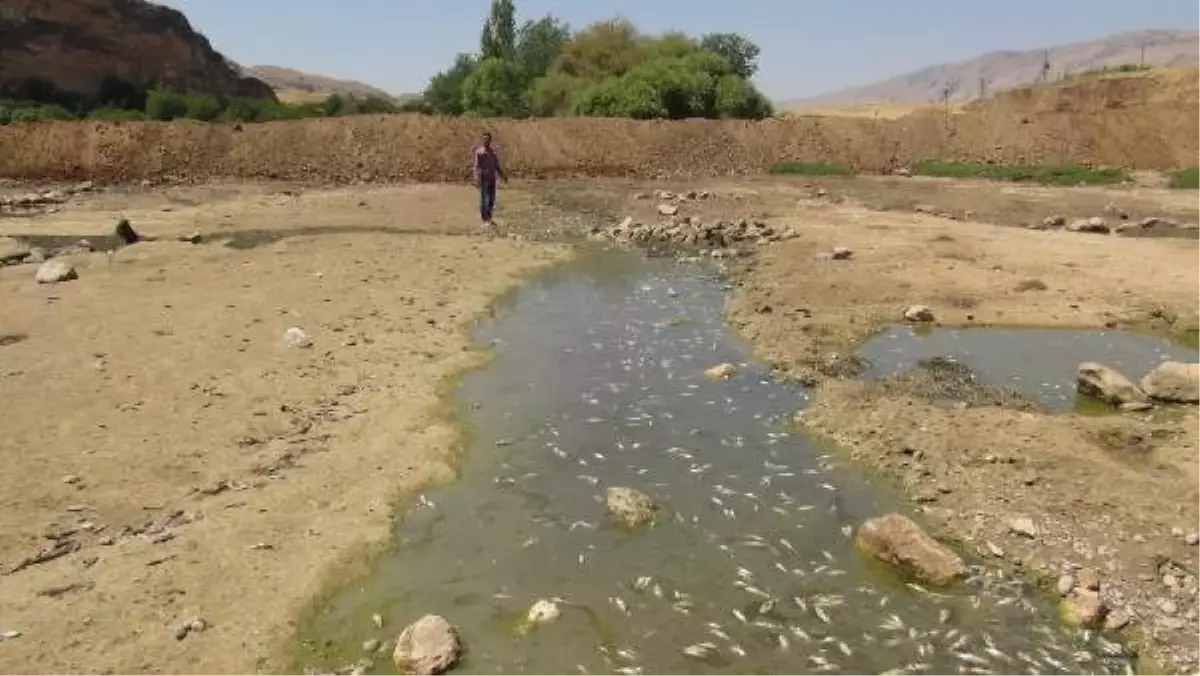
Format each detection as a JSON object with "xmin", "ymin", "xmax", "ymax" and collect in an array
[
  {"xmin": 699, "ymin": 33, "xmax": 761, "ymax": 79},
  {"xmin": 424, "ymin": 53, "xmax": 478, "ymax": 115},
  {"xmin": 145, "ymin": 88, "xmax": 188, "ymax": 120},
  {"xmin": 461, "ymin": 57, "xmax": 525, "ymax": 117},
  {"xmin": 323, "ymin": 93, "xmax": 346, "ymax": 116},
  {"xmin": 553, "ymin": 19, "xmax": 645, "ymax": 80},
  {"xmin": 529, "ymin": 71, "xmax": 583, "ymax": 117},
  {"xmin": 514, "ymin": 16, "xmax": 570, "ymax": 84},
  {"xmin": 480, "ymin": 0, "xmax": 517, "ymax": 61},
  {"xmin": 184, "ymin": 94, "xmax": 222, "ymax": 121},
  {"xmin": 714, "ymin": 74, "xmax": 773, "ymax": 119}
]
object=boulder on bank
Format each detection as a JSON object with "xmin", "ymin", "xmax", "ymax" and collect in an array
[
  {"xmin": 903, "ymin": 305, "xmax": 935, "ymax": 323},
  {"xmin": 392, "ymin": 615, "xmax": 460, "ymax": 675},
  {"xmin": 704, "ymin": 363, "xmax": 737, "ymax": 380},
  {"xmin": 34, "ymin": 259, "xmax": 77, "ymax": 284},
  {"xmin": 0, "ymin": 236, "xmax": 30, "ymax": 264},
  {"xmin": 605, "ymin": 486, "xmax": 658, "ymax": 528},
  {"xmin": 854, "ymin": 513, "xmax": 967, "ymax": 586},
  {"xmin": 1060, "ymin": 589, "xmax": 1108, "ymax": 629},
  {"xmin": 1140, "ymin": 361, "xmax": 1199, "ymax": 403},
  {"xmin": 1077, "ymin": 362, "xmax": 1151, "ymax": 409}
]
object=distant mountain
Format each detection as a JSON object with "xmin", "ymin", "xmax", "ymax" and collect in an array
[
  {"xmin": 788, "ymin": 29, "xmax": 1199, "ymax": 107},
  {"xmin": 244, "ymin": 65, "xmax": 397, "ymax": 103}
]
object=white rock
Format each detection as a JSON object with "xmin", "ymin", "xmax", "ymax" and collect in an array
[
  {"xmin": 283, "ymin": 327, "xmax": 312, "ymax": 349},
  {"xmin": 34, "ymin": 260, "xmax": 77, "ymax": 284},
  {"xmin": 704, "ymin": 363, "xmax": 737, "ymax": 380},
  {"xmin": 605, "ymin": 486, "xmax": 658, "ymax": 528},
  {"xmin": 392, "ymin": 615, "xmax": 460, "ymax": 675},
  {"xmin": 1140, "ymin": 362, "xmax": 1199, "ymax": 404},
  {"xmin": 903, "ymin": 305, "xmax": 935, "ymax": 322},
  {"xmin": 831, "ymin": 246, "xmax": 853, "ymax": 260},
  {"xmin": 657, "ymin": 203, "xmax": 679, "ymax": 217},
  {"xmin": 1077, "ymin": 362, "xmax": 1150, "ymax": 408},
  {"xmin": 0, "ymin": 236, "xmax": 30, "ymax": 263},
  {"xmin": 526, "ymin": 599, "xmax": 561, "ymax": 625},
  {"xmin": 1008, "ymin": 516, "xmax": 1039, "ymax": 538}
]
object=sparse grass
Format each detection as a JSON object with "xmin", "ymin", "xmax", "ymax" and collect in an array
[
  {"xmin": 912, "ymin": 160, "xmax": 1128, "ymax": 186},
  {"xmin": 1014, "ymin": 278, "xmax": 1048, "ymax": 292},
  {"xmin": 769, "ymin": 161, "xmax": 856, "ymax": 177},
  {"xmin": 1168, "ymin": 167, "xmax": 1199, "ymax": 189}
]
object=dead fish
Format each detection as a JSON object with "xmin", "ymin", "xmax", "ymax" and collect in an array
[
  {"xmin": 880, "ymin": 614, "xmax": 905, "ymax": 632},
  {"xmin": 633, "ymin": 576, "xmax": 653, "ymax": 591},
  {"xmin": 813, "ymin": 605, "xmax": 831, "ymax": 623},
  {"xmin": 788, "ymin": 624, "xmax": 811, "ymax": 641},
  {"xmin": 708, "ymin": 626, "xmax": 731, "ymax": 641},
  {"xmin": 731, "ymin": 608, "xmax": 747, "ymax": 623},
  {"xmin": 609, "ymin": 597, "xmax": 629, "ymax": 615},
  {"xmin": 652, "ymin": 584, "xmax": 664, "ymax": 599},
  {"xmin": 954, "ymin": 652, "xmax": 990, "ymax": 667},
  {"xmin": 792, "ymin": 596, "xmax": 808, "ymax": 612},
  {"xmin": 776, "ymin": 634, "xmax": 790, "ymax": 650},
  {"xmin": 682, "ymin": 642, "xmax": 719, "ymax": 659},
  {"xmin": 778, "ymin": 538, "xmax": 796, "ymax": 554},
  {"xmin": 568, "ymin": 520, "xmax": 596, "ymax": 531},
  {"xmin": 757, "ymin": 598, "xmax": 776, "ymax": 615},
  {"xmin": 728, "ymin": 644, "xmax": 746, "ymax": 658},
  {"xmin": 577, "ymin": 474, "xmax": 600, "ymax": 486},
  {"xmin": 614, "ymin": 668, "xmax": 641, "ymax": 675},
  {"xmin": 938, "ymin": 608, "xmax": 952, "ymax": 624}
]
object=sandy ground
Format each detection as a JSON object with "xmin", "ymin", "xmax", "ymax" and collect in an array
[
  {"xmin": 0, "ymin": 183, "xmax": 569, "ymax": 673},
  {"xmin": 707, "ymin": 180, "xmax": 1200, "ymax": 672},
  {"xmin": 0, "ymin": 175, "xmax": 1197, "ymax": 673}
]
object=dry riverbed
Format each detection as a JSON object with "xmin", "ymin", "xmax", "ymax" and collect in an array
[{"xmin": 0, "ymin": 182, "xmax": 569, "ymax": 673}]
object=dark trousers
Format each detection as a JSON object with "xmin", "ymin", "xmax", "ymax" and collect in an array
[{"xmin": 479, "ymin": 178, "xmax": 497, "ymax": 221}]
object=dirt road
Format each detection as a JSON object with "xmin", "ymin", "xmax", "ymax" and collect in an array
[{"xmin": 0, "ymin": 183, "xmax": 569, "ymax": 673}]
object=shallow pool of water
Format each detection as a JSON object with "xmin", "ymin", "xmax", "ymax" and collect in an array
[
  {"xmin": 858, "ymin": 325, "xmax": 1197, "ymax": 412},
  {"xmin": 297, "ymin": 247, "xmax": 1129, "ymax": 675}
]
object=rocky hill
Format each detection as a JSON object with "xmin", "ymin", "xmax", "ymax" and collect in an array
[
  {"xmin": 790, "ymin": 29, "xmax": 1199, "ymax": 106},
  {"xmin": 243, "ymin": 65, "xmax": 396, "ymax": 103},
  {"xmin": 0, "ymin": 0, "xmax": 274, "ymax": 106}
]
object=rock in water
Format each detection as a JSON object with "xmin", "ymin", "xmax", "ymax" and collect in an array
[
  {"xmin": 1077, "ymin": 362, "xmax": 1150, "ymax": 409},
  {"xmin": 526, "ymin": 599, "xmax": 561, "ymax": 625},
  {"xmin": 1060, "ymin": 589, "xmax": 1108, "ymax": 628},
  {"xmin": 704, "ymin": 363, "xmax": 737, "ymax": 380},
  {"xmin": 392, "ymin": 615, "xmax": 460, "ymax": 675},
  {"xmin": 1140, "ymin": 361, "xmax": 1199, "ymax": 403},
  {"xmin": 114, "ymin": 218, "xmax": 140, "ymax": 245},
  {"xmin": 605, "ymin": 486, "xmax": 658, "ymax": 528},
  {"xmin": 903, "ymin": 305, "xmax": 935, "ymax": 323},
  {"xmin": 854, "ymin": 513, "xmax": 966, "ymax": 586},
  {"xmin": 34, "ymin": 260, "xmax": 77, "ymax": 284}
]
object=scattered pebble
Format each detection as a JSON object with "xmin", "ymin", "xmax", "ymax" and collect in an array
[{"xmin": 283, "ymin": 327, "xmax": 312, "ymax": 349}]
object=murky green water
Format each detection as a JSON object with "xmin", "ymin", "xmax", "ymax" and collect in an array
[
  {"xmin": 858, "ymin": 325, "xmax": 1197, "ymax": 412},
  {"xmin": 297, "ymin": 247, "xmax": 1131, "ymax": 675}
]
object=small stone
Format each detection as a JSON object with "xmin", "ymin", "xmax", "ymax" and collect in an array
[
  {"xmin": 1104, "ymin": 610, "xmax": 1131, "ymax": 631},
  {"xmin": 903, "ymin": 305, "xmax": 935, "ymax": 323},
  {"xmin": 657, "ymin": 203, "xmax": 679, "ymax": 217},
  {"xmin": 173, "ymin": 616, "xmax": 207, "ymax": 641},
  {"xmin": 1163, "ymin": 574, "xmax": 1178, "ymax": 588},
  {"xmin": 1171, "ymin": 526, "xmax": 1185, "ymax": 537},
  {"xmin": 1061, "ymin": 589, "xmax": 1108, "ymax": 628},
  {"xmin": 392, "ymin": 615, "xmax": 460, "ymax": 675},
  {"xmin": 1008, "ymin": 517, "xmax": 1039, "ymax": 538},
  {"xmin": 1042, "ymin": 215, "xmax": 1066, "ymax": 228},
  {"xmin": 179, "ymin": 231, "xmax": 203, "ymax": 244},
  {"xmin": 985, "ymin": 541, "xmax": 1005, "ymax": 558},
  {"xmin": 283, "ymin": 327, "xmax": 312, "ymax": 349},
  {"xmin": 1186, "ymin": 533, "xmax": 1199, "ymax": 546},
  {"xmin": 62, "ymin": 475, "xmax": 80, "ymax": 485},
  {"xmin": 1057, "ymin": 574, "xmax": 1076, "ymax": 596},
  {"xmin": 114, "ymin": 219, "xmax": 140, "ymax": 245},
  {"xmin": 526, "ymin": 599, "xmax": 561, "ymax": 625},
  {"xmin": 605, "ymin": 487, "xmax": 658, "ymax": 528},
  {"xmin": 704, "ymin": 363, "xmax": 737, "ymax": 380},
  {"xmin": 34, "ymin": 260, "xmax": 78, "ymax": 284},
  {"xmin": 1077, "ymin": 567, "xmax": 1101, "ymax": 591},
  {"xmin": 372, "ymin": 613, "xmax": 384, "ymax": 629},
  {"xmin": 1158, "ymin": 598, "xmax": 1179, "ymax": 615},
  {"xmin": 830, "ymin": 246, "xmax": 853, "ymax": 260},
  {"xmin": 98, "ymin": 536, "xmax": 114, "ymax": 546}
]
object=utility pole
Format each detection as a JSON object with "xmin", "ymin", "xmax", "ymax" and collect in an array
[
  {"xmin": 1140, "ymin": 44, "xmax": 1146, "ymax": 68},
  {"xmin": 1039, "ymin": 49, "xmax": 1051, "ymax": 83},
  {"xmin": 979, "ymin": 77, "xmax": 987, "ymax": 100}
]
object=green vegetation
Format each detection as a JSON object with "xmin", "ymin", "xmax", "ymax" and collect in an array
[
  {"xmin": 1, "ymin": 86, "xmax": 405, "ymax": 125},
  {"xmin": 415, "ymin": 0, "xmax": 772, "ymax": 119},
  {"xmin": 911, "ymin": 160, "xmax": 1128, "ymax": 186},
  {"xmin": 768, "ymin": 161, "xmax": 856, "ymax": 177},
  {"xmin": 1168, "ymin": 167, "xmax": 1199, "ymax": 189}
]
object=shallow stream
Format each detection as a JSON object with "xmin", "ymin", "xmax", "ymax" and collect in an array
[{"xmin": 298, "ymin": 247, "xmax": 1149, "ymax": 675}]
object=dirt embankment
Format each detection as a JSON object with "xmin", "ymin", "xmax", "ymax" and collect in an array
[{"xmin": 0, "ymin": 70, "xmax": 1195, "ymax": 184}]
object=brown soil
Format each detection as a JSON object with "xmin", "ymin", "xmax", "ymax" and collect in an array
[
  {"xmin": 704, "ymin": 180, "xmax": 1199, "ymax": 672},
  {"xmin": 0, "ymin": 183, "xmax": 569, "ymax": 673},
  {"xmin": 0, "ymin": 68, "xmax": 1196, "ymax": 185}
]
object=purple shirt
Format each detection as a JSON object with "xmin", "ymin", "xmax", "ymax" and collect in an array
[{"xmin": 473, "ymin": 146, "xmax": 501, "ymax": 181}]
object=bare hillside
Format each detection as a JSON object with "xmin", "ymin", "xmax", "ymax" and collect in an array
[
  {"xmin": 244, "ymin": 65, "xmax": 396, "ymax": 103},
  {"xmin": 790, "ymin": 28, "xmax": 1199, "ymax": 106}
]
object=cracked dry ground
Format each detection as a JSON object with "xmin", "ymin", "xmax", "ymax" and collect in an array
[{"xmin": 0, "ymin": 183, "xmax": 569, "ymax": 673}]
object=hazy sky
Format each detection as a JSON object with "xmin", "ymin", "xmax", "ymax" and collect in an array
[{"xmin": 160, "ymin": 0, "xmax": 1198, "ymax": 99}]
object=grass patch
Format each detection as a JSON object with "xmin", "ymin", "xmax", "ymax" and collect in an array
[
  {"xmin": 1168, "ymin": 167, "xmax": 1199, "ymax": 189},
  {"xmin": 912, "ymin": 160, "xmax": 1128, "ymax": 186},
  {"xmin": 769, "ymin": 161, "xmax": 856, "ymax": 177}
]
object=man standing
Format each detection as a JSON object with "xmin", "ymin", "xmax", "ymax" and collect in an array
[{"xmin": 473, "ymin": 132, "xmax": 506, "ymax": 228}]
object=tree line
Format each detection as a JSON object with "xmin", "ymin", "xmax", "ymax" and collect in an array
[{"xmin": 410, "ymin": 0, "xmax": 774, "ymax": 119}]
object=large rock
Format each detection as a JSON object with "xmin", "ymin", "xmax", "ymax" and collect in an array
[
  {"xmin": 1077, "ymin": 362, "xmax": 1150, "ymax": 409},
  {"xmin": 0, "ymin": 236, "xmax": 30, "ymax": 264},
  {"xmin": 392, "ymin": 615, "xmax": 460, "ymax": 675},
  {"xmin": 34, "ymin": 260, "xmax": 77, "ymax": 284},
  {"xmin": 605, "ymin": 486, "xmax": 658, "ymax": 528},
  {"xmin": 1140, "ymin": 362, "xmax": 1199, "ymax": 403},
  {"xmin": 1060, "ymin": 589, "xmax": 1108, "ymax": 628},
  {"xmin": 854, "ymin": 513, "xmax": 966, "ymax": 586},
  {"xmin": 0, "ymin": 0, "xmax": 275, "ymax": 107},
  {"xmin": 1067, "ymin": 217, "xmax": 1110, "ymax": 234},
  {"xmin": 903, "ymin": 305, "xmax": 935, "ymax": 323}
]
